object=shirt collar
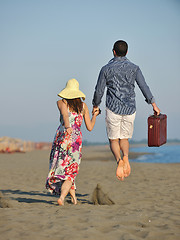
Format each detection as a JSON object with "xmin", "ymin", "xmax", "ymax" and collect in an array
[
  {"xmin": 114, "ymin": 56, "xmax": 127, "ymax": 61},
  {"xmin": 109, "ymin": 56, "xmax": 127, "ymax": 63}
]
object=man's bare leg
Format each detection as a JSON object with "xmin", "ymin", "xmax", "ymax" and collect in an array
[
  {"xmin": 120, "ymin": 139, "xmax": 131, "ymax": 177},
  {"xmin": 109, "ymin": 139, "xmax": 124, "ymax": 181}
]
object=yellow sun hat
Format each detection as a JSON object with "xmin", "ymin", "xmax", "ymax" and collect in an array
[{"xmin": 58, "ymin": 79, "xmax": 86, "ymax": 100}]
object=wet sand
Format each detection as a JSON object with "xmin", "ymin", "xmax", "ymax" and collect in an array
[{"xmin": 0, "ymin": 146, "xmax": 180, "ymax": 240}]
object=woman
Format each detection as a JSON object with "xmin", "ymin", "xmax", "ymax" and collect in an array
[{"xmin": 46, "ymin": 79, "xmax": 99, "ymax": 205}]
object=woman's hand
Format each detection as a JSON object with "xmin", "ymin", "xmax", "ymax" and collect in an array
[{"xmin": 66, "ymin": 127, "xmax": 73, "ymax": 135}]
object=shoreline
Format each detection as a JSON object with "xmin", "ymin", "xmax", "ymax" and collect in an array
[{"xmin": 82, "ymin": 145, "xmax": 151, "ymax": 161}]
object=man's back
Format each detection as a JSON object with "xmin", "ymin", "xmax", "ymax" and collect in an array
[
  {"xmin": 102, "ymin": 56, "xmax": 138, "ymax": 115},
  {"xmin": 93, "ymin": 55, "xmax": 154, "ymax": 115}
]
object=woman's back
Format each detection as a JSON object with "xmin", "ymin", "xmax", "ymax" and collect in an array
[{"xmin": 60, "ymin": 99, "xmax": 84, "ymax": 131}]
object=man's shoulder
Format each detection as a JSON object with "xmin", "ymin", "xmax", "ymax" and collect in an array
[
  {"xmin": 100, "ymin": 58, "xmax": 116, "ymax": 72},
  {"xmin": 102, "ymin": 57, "xmax": 139, "ymax": 71},
  {"xmin": 102, "ymin": 59, "xmax": 113, "ymax": 68},
  {"xmin": 99, "ymin": 62, "xmax": 110, "ymax": 73},
  {"xmin": 124, "ymin": 58, "xmax": 139, "ymax": 69}
]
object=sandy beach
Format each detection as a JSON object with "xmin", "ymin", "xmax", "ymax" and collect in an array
[{"xmin": 0, "ymin": 146, "xmax": 180, "ymax": 240}]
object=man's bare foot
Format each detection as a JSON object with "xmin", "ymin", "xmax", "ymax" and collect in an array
[
  {"xmin": 116, "ymin": 159, "xmax": 124, "ymax": 181},
  {"xmin": 57, "ymin": 197, "xmax": 64, "ymax": 206},
  {"xmin": 123, "ymin": 156, "xmax": 131, "ymax": 177}
]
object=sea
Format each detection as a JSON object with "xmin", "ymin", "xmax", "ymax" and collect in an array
[{"xmin": 130, "ymin": 144, "xmax": 180, "ymax": 163}]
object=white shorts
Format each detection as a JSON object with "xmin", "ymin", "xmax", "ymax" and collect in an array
[{"xmin": 106, "ymin": 108, "xmax": 136, "ymax": 139}]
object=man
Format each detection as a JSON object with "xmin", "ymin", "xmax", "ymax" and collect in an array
[{"xmin": 92, "ymin": 40, "xmax": 160, "ymax": 181}]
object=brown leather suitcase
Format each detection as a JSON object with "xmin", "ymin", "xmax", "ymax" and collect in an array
[{"xmin": 148, "ymin": 114, "xmax": 167, "ymax": 147}]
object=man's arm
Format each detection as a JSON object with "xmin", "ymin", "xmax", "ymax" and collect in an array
[
  {"xmin": 136, "ymin": 67, "xmax": 154, "ymax": 104},
  {"xmin": 136, "ymin": 67, "xmax": 160, "ymax": 115},
  {"xmin": 92, "ymin": 67, "xmax": 106, "ymax": 107}
]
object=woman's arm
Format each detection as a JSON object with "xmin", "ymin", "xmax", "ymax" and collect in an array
[
  {"xmin": 57, "ymin": 100, "xmax": 73, "ymax": 134},
  {"xmin": 83, "ymin": 103, "xmax": 99, "ymax": 131}
]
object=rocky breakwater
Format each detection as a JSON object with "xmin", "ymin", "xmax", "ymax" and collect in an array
[{"xmin": 0, "ymin": 136, "xmax": 51, "ymax": 153}]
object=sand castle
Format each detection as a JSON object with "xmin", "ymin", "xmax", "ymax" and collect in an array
[{"xmin": 92, "ymin": 184, "xmax": 115, "ymax": 205}]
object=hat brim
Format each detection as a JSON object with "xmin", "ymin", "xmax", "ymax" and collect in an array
[{"xmin": 58, "ymin": 88, "xmax": 86, "ymax": 100}]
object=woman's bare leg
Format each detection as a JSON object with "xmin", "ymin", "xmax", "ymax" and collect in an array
[
  {"xmin": 57, "ymin": 180, "xmax": 72, "ymax": 206},
  {"xmin": 69, "ymin": 188, "xmax": 77, "ymax": 205}
]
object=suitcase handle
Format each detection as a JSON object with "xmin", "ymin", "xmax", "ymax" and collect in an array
[{"xmin": 152, "ymin": 113, "xmax": 162, "ymax": 118}]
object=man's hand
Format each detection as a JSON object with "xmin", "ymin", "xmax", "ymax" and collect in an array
[{"xmin": 152, "ymin": 102, "xmax": 160, "ymax": 115}]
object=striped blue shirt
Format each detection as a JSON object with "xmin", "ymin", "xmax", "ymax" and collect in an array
[{"xmin": 92, "ymin": 56, "xmax": 155, "ymax": 115}]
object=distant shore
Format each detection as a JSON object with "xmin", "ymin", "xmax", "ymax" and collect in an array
[{"xmin": 0, "ymin": 136, "xmax": 180, "ymax": 155}]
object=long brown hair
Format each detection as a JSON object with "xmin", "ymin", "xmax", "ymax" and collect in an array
[{"xmin": 63, "ymin": 98, "xmax": 83, "ymax": 113}]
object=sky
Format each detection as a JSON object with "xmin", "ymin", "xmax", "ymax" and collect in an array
[{"xmin": 0, "ymin": 0, "xmax": 180, "ymax": 143}]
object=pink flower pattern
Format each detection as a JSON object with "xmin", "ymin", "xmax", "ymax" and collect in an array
[{"xmin": 46, "ymin": 109, "xmax": 83, "ymax": 195}]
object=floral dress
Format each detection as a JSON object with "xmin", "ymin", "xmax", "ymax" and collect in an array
[{"xmin": 46, "ymin": 108, "xmax": 83, "ymax": 195}]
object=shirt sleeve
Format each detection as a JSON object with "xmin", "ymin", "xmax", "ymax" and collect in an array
[
  {"xmin": 92, "ymin": 67, "xmax": 106, "ymax": 106},
  {"xmin": 135, "ymin": 67, "xmax": 155, "ymax": 104}
]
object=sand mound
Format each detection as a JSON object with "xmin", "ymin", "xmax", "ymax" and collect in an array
[
  {"xmin": 92, "ymin": 184, "xmax": 115, "ymax": 205},
  {"xmin": 0, "ymin": 191, "xmax": 11, "ymax": 208}
]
